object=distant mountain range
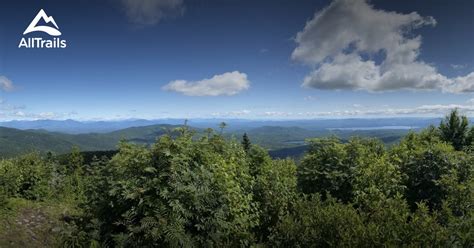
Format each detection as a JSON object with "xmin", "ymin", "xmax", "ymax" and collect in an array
[
  {"xmin": 0, "ymin": 117, "xmax": 442, "ymax": 134},
  {"xmin": 0, "ymin": 119, "xmax": 183, "ymax": 134},
  {"xmin": 0, "ymin": 124, "xmax": 180, "ymax": 157},
  {"xmin": 0, "ymin": 118, "xmax": 424, "ymax": 158}
]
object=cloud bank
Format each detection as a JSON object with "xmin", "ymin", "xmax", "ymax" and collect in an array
[
  {"xmin": 311, "ymin": 104, "xmax": 474, "ymax": 117},
  {"xmin": 211, "ymin": 109, "xmax": 251, "ymax": 117},
  {"xmin": 257, "ymin": 104, "xmax": 474, "ymax": 119},
  {"xmin": 120, "ymin": 0, "xmax": 184, "ymax": 25},
  {"xmin": 292, "ymin": 0, "xmax": 474, "ymax": 93},
  {"xmin": 0, "ymin": 95, "xmax": 76, "ymax": 121},
  {"xmin": 163, "ymin": 71, "xmax": 250, "ymax": 96},
  {"xmin": 0, "ymin": 109, "xmax": 77, "ymax": 121}
]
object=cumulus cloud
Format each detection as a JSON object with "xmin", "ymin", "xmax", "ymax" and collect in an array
[
  {"xmin": 120, "ymin": 0, "xmax": 184, "ymax": 25},
  {"xmin": 292, "ymin": 0, "xmax": 474, "ymax": 93},
  {"xmin": 163, "ymin": 71, "xmax": 250, "ymax": 96},
  {"xmin": 449, "ymin": 73, "xmax": 474, "ymax": 93},
  {"xmin": 0, "ymin": 76, "xmax": 14, "ymax": 91}
]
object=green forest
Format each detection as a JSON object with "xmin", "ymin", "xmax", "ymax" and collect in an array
[{"xmin": 1, "ymin": 110, "xmax": 473, "ymax": 247}]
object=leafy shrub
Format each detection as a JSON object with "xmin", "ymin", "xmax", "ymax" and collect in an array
[
  {"xmin": 254, "ymin": 158, "xmax": 297, "ymax": 242},
  {"xmin": 0, "ymin": 159, "xmax": 22, "ymax": 203},
  {"xmin": 0, "ymin": 153, "xmax": 53, "ymax": 201},
  {"xmin": 391, "ymin": 132, "xmax": 467, "ymax": 210},
  {"xmin": 268, "ymin": 194, "xmax": 365, "ymax": 247},
  {"xmin": 81, "ymin": 130, "xmax": 258, "ymax": 247},
  {"xmin": 298, "ymin": 137, "xmax": 353, "ymax": 201},
  {"xmin": 298, "ymin": 137, "xmax": 386, "ymax": 202}
]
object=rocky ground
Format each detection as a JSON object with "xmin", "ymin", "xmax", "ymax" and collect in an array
[{"xmin": 0, "ymin": 199, "xmax": 68, "ymax": 247}]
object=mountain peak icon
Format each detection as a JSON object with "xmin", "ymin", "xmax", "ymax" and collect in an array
[{"xmin": 23, "ymin": 9, "xmax": 61, "ymax": 36}]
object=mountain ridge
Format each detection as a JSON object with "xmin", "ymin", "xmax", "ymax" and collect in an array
[
  {"xmin": 0, "ymin": 123, "xmax": 413, "ymax": 158},
  {"xmin": 0, "ymin": 117, "xmax": 442, "ymax": 134}
]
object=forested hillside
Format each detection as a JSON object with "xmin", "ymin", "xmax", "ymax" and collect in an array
[
  {"xmin": 0, "ymin": 124, "xmax": 181, "ymax": 157},
  {"xmin": 0, "ymin": 127, "xmax": 78, "ymax": 156},
  {"xmin": 0, "ymin": 110, "xmax": 473, "ymax": 247},
  {"xmin": 0, "ymin": 123, "xmax": 410, "ymax": 158}
]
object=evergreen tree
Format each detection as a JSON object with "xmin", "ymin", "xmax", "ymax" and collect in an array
[
  {"xmin": 242, "ymin": 133, "xmax": 251, "ymax": 152},
  {"xmin": 439, "ymin": 109, "xmax": 469, "ymax": 150},
  {"xmin": 68, "ymin": 146, "xmax": 84, "ymax": 172},
  {"xmin": 219, "ymin": 122, "xmax": 227, "ymax": 134}
]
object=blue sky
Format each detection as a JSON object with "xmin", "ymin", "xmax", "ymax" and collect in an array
[{"xmin": 1, "ymin": 0, "xmax": 474, "ymax": 120}]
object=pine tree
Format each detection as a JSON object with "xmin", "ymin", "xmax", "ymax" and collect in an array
[
  {"xmin": 242, "ymin": 133, "xmax": 251, "ymax": 153},
  {"xmin": 219, "ymin": 122, "xmax": 227, "ymax": 134},
  {"xmin": 439, "ymin": 109, "xmax": 469, "ymax": 150},
  {"xmin": 69, "ymin": 146, "xmax": 84, "ymax": 172}
]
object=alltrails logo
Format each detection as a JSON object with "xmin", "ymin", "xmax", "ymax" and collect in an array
[{"xmin": 18, "ymin": 9, "xmax": 67, "ymax": 48}]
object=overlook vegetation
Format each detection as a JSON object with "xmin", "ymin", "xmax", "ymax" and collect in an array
[{"xmin": 0, "ymin": 110, "xmax": 473, "ymax": 247}]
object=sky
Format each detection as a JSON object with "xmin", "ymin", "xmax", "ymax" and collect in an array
[{"xmin": 0, "ymin": 0, "xmax": 474, "ymax": 120}]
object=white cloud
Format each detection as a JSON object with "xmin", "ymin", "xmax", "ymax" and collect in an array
[
  {"xmin": 313, "ymin": 104, "xmax": 474, "ymax": 116},
  {"xmin": 211, "ymin": 109, "xmax": 251, "ymax": 117},
  {"xmin": 163, "ymin": 71, "xmax": 250, "ymax": 96},
  {"xmin": 263, "ymin": 111, "xmax": 294, "ymax": 117},
  {"xmin": 0, "ymin": 110, "xmax": 77, "ymax": 121},
  {"xmin": 257, "ymin": 104, "xmax": 474, "ymax": 118},
  {"xmin": 0, "ymin": 76, "xmax": 14, "ymax": 91},
  {"xmin": 448, "ymin": 72, "xmax": 474, "ymax": 93},
  {"xmin": 0, "ymin": 97, "xmax": 76, "ymax": 120},
  {"xmin": 120, "ymin": 0, "xmax": 184, "ymax": 25},
  {"xmin": 292, "ymin": 0, "xmax": 474, "ymax": 93}
]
